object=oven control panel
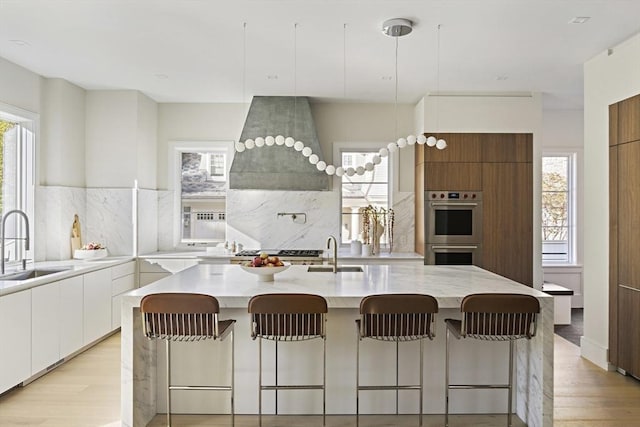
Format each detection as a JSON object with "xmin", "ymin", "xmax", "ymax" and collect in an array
[{"xmin": 427, "ymin": 191, "xmax": 482, "ymax": 201}]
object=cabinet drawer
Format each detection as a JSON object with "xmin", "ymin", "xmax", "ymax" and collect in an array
[
  {"xmin": 112, "ymin": 261, "xmax": 135, "ymax": 279},
  {"xmin": 112, "ymin": 273, "xmax": 135, "ymax": 296}
]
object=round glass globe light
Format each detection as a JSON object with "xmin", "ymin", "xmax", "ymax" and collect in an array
[
  {"xmin": 293, "ymin": 141, "xmax": 304, "ymax": 151},
  {"xmin": 302, "ymin": 147, "xmax": 312, "ymax": 157},
  {"xmin": 407, "ymin": 135, "xmax": 417, "ymax": 145},
  {"xmin": 387, "ymin": 142, "xmax": 398, "ymax": 153},
  {"xmin": 255, "ymin": 137, "xmax": 265, "ymax": 147},
  {"xmin": 235, "ymin": 142, "xmax": 246, "ymax": 152},
  {"xmin": 379, "ymin": 147, "xmax": 389, "ymax": 158},
  {"xmin": 309, "ymin": 154, "xmax": 319, "ymax": 164},
  {"xmin": 397, "ymin": 137, "xmax": 407, "ymax": 148},
  {"xmin": 417, "ymin": 134, "xmax": 427, "ymax": 145},
  {"xmin": 285, "ymin": 137, "xmax": 295, "ymax": 147},
  {"xmin": 275, "ymin": 135, "xmax": 285, "ymax": 145},
  {"xmin": 335, "ymin": 167, "xmax": 344, "ymax": 177},
  {"xmin": 356, "ymin": 166, "xmax": 365, "ymax": 175},
  {"xmin": 316, "ymin": 161, "xmax": 327, "ymax": 171},
  {"xmin": 346, "ymin": 167, "xmax": 355, "ymax": 176},
  {"xmin": 436, "ymin": 139, "xmax": 447, "ymax": 150},
  {"xmin": 245, "ymin": 139, "xmax": 255, "ymax": 149},
  {"xmin": 426, "ymin": 136, "xmax": 437, "ymax": 147},
  {"xmin": 265, "ymin": 136, "xmax": 275, "ymax": 146},
  {"xmin": 364, "ymin": 162, "xmax": 374, "ymax": 171},
  {"xmin": 372, "ymin": 155, "xmax": 381, "ymax": 165},
  {"xmin": 325, "ymin": 165, "xmax": 336, "ymax": 175}
]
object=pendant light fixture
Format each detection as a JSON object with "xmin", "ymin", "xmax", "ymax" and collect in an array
[{"xmin": 234, "ymin": 18, "xmax": 446, "ymax": 172}]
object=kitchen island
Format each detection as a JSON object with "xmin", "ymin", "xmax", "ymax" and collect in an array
[{"xmin": 121, "ymin": 263, "xmax": 552, "ymax": 427}]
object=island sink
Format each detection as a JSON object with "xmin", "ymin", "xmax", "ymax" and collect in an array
[{"xmin": 307, "ymin": 265, "xmax": 363, "ymax": 273}]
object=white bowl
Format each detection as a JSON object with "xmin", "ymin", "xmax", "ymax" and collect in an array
[
  {"xmin": 74, "ymin": 248, "xmax": 108, "ymax": 260},
  {"xmin": 240, "ymin": 263, "xmax": 290, "ymax": 282}
]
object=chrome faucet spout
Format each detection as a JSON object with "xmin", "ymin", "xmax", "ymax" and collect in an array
[
  {"xmin": 327, "ymin": 235, "xmax": 338, "ymax": 273},
  {"xmin": 1, "ymin": 209, "xmax": 30, "ymax": 274}
]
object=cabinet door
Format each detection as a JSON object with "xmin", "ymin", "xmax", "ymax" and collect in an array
[
  {"xmin": 425, "ymin": 162, "xmax": 482, "ymax": 191},
  {"xmin": 83, "ymin": 268, "xmax": 113, "ymax": 345},
  {"xmin": 618, "ymin": 141, "xmax": 640, "ymax": 289},
  {"xmin": 424, "ymin": 133, "xmax": 482, "ymax": 162},
  {"xmin": 619, "ymin": 94, "xmax": 640, "ymax": 144},
  {"xmin": 0, "ymin": 290, "xmax": 31, "ymax": 394},
  {"xmin": 482, "ymin": 162, "xmax": 533, "ymax": 285},
  {"xmin": 60, "ymin": 276, "xmax": 84, "ymax": 357},
  {"xmin": 618, "ymin": 286, "xmax": 640, "ymax": 377},
  {"xmin": 481, "ymin": 133, "xmax": 532, "ymax": 163},
  {"xmin": 32, "ymin": 283, "xmax": 60, "ymax": 375}
]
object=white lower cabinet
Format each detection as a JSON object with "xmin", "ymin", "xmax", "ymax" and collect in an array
[
  {"xmin": 59, "ymin": 276, "xmax": 84, "ymax": 357},
  {"xmin": 31, "ymin": 283, "xmax": 61, "ymax": 375},
  {"xmin": 0, "ymin": 290, "xmax": 31, "ymax": 394},
  {"xmin": 83, "ymin": 268, "xmax": 113, "ymax": 345},
  {"xmin": 111, "ymin": 261, "xmax": 136, "ymax": 329}
]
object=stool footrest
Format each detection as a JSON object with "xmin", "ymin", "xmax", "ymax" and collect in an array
[
  {"xmin": 358, "ymin": 385, "xmax": 421, "ymax": 391},
  {"xmin": 261, "ymin": 385, "xmax": 324, "ymax": 390},
  {"xmin": 448, "ymin": 384, "xmax": 510, "ymax": 390},
  {"xmin": 169, "ymin": 385, "xmax": 232, "ymax": 391}
]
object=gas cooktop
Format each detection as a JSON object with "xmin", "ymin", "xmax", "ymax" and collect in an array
[{"xmin": 235, "ymin": 249, "xmax": 323, "ymax": 258}]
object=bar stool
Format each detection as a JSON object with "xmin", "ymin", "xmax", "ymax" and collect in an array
[
  {"xmin": 444, "ymin": 293, "xmax": 540, "ymax": 427},
  {"xmin": 356, "ymin": 293, "xmax": 439, "ymax": 427},
  {"xmin": 140, "ymin": 293, "xmax": 236, "ymax": 427},
  {"xmin": 248, "ymin": 293, "xmax": 328, "ymax": 427}
]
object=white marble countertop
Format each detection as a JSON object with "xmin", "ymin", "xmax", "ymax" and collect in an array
[
  {"xmin": 139, "ymin": 249, "xmax": 423, "ymax": 261},
  {"xmin": 0, "ymin": 256, "xmax": 135, "ymax": 296},
  {"xmin": 123, "ymin": 263, "xmax": 549, "ymax": 309}
]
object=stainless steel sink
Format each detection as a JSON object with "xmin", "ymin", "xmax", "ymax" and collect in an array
[
  {"xmin": 0, "ymin": 268, "xmax": 72, "ymax": 281},
  {"xmin": 307, "ymin": 265, "xmax": 364, "ymax": 273}
]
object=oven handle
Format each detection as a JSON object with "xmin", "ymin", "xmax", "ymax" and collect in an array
[
  {"xmin": 430, "ymin": 202, "xmax": 479, "ymax": 207},
  {"xmin": 430, "ymin": 245, "xmax": 479, "ymax": 250}
]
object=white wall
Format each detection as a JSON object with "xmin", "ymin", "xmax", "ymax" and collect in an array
[
  {"xmin": 40, "ymin": 78, "xmax": 86, "ymax": 187},
  {"xmin": 420, "ymin": 93, "xmax": 544, "ymax": 289},
  {"xmin": 0, "ymin": 57, "xmax": 41, "ymax": 114},
  {"xmin": 136, "ymin": 93, "xmax": 158, "ymax": 189},
  {"xmin": 582, "ymin": 33, "xmax": 640, "ymax": 369}
]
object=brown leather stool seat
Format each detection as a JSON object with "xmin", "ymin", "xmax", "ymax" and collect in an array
[
  {"xmin": 356, "ymin": 294, "xmax": 439, "ymax": 427},
  {"xmin": 248, "ymin": 293, "xmax": 328, "ymax": 427},
  {"xmin": 141, "ymin": 293, "xmax": 235, "ymax": 427},
  {"xmin": 444, "ymin": 293, "xmax": 540, "ymax": 427}
]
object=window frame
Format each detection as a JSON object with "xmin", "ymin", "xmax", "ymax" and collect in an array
[
  {"xmin": 333, "ymin": 142, "xmax": 396, "ymax": 247},
  {"xmin": 541, "ymin": 151, "xmax": 578, "ymax": 265},
  {"xmin": 168, "ymin": 140, "xmax": 235, "ymax": 248}
]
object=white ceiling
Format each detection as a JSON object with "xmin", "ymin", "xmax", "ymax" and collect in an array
[{"xmin": 1, "ymin": 0, "xmax": 639, "ymax": 109}]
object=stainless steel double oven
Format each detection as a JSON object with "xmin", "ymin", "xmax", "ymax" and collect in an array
[{"xmin": 424, "ymin": 191, "xmax": 483, "ymax": 266}]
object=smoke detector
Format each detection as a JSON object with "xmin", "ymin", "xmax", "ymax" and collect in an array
[{"xmin": 382, "ymin": 18, "xmax": 413, "ymax": 37}]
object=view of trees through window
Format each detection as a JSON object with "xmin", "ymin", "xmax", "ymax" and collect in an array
[
  {"xmin": 542, "ymin": 155, "xmax": 571, "ymax": 262},
  {"xmin": 340, "ymin": 151, "xmax": 389, "ymax": 244}
]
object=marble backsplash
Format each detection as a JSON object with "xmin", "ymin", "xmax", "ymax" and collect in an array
[{"xmin": 36, "ymin": 185, "xmax": 415, "ymax": 260}]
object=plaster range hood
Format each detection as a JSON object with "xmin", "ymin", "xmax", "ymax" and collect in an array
[{"xmin": 229, "ymin": 96, "xmax": 330, "ymax": 191}]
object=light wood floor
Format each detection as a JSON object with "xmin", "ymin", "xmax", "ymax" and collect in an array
[{"xmin": 1, "ymin": 333, "xmax": 639, "ymax": 426}]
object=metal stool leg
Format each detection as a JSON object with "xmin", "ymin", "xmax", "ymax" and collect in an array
[
  {"xmin": 231, "ymin": 329, "xmax": 235, "ymax": 427},
  {"xmin": 323, "ymin": 337, "xmax": 327, "ymax": 426},
  {"xmin": 356, "ymin": 335, "xmax": 360, "ymax": 427},
  {"xmin": 445, "ymin": 327, "xmax": 450, "ymax": 427},
  {"xmin": 396, "ymin": 340, "xmax": 399, "ymax": 415},
  {"xmin": 258, "ymin": 338, "xmax": 262, "ymax": 427},
  {"xmin": 508, "ymin": 340, "xmax": 514, "ymax": 427},
  {"xmin": 166, "ymin": 340, "xmax": 171, "ymax": 427},
  {"xmin": 419, "ymin": 338, "xmax": 424, "ymax": 427}
]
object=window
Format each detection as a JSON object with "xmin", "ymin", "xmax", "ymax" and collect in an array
[
  {"xmin": 340, "ymin": 150, "xmax": 389, "ymax": 245},
  {"xmin": 542, "ymin": 154, "xmax": 575, "ymax": 264},
  {"xmin": 0, "ymin": 107, "xmax": 35, "ymax": 266},
  {"xmin": 170, "ymin": 142, "xmax": 233, "ymax": 246}
]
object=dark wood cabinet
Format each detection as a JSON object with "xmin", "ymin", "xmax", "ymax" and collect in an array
[
  {"xmin": 618, "ymin": 95, "xmax": 640, "ymax": 144},
  {"xmin": 609, "ymin": 94, "xmax": 640, "ymax": 376},
  {"xmin": 415, "ymin": 132, "xmax": 533, "ymax": 286},
  {"xmin": 425, "ymin": 162, "xmax": 482, "ymax": 191},
  {"xmin": 482, "ymin": 162, "xmax": 533, "ymax": 286},
  {"xmin": 618, "ymin": 286, "xmax": 640, "ymax": 377}
]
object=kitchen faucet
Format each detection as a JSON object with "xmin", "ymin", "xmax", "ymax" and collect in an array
[
  {"xmin": 326, "ymin": 235, "xmax": 338, "ymax": 273},
  {"xmin": 1, "ymin": 209, "xmax": 30, "ymax": 274}
]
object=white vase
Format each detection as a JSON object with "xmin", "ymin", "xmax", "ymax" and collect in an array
[
  {"xmin": 361, "ymin": 244, "xmax": 371, "ymax": 257},
  {"xmin": 350, "ymin": 240, "xmax": 362, "ymax": 256}
]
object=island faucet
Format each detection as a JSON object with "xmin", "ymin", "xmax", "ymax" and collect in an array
[
  {"xmin": 326, "ymin": 235, "xmax": 338, "ymax": 273},
  {"xmin": 1, "ymin": 209, "xmax": 30, "ymax": 274}
]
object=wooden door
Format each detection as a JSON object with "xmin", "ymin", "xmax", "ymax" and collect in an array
[
  {"xmin": 482, "ymin": 162, "xmax": 533, "ymax": 285},
  {"xmin": 609, "ymin": 146, "xmax": 618, "ymax": 365},
  {"xmin": 425, "ymin": 162, "xmax": 482, "ymax": 191},
  {"xmin": 618, "ymin": 286, "xmax": 640, "ymax": 377},
  {"xmin": 617, "ymin": 142, "xmax": 640, "ymax": 289},
  {"xmin": 618, "ymin": 95, "xmax": 640, "ymax": 144}
]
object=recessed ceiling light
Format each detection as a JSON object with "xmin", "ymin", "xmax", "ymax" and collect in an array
[
  {"xmin": 154, "ymin": 74, "xmax": 168, "ymax": 79},
  {"xmin": 496, "ymin": 75, "xmax": 508, "ymax": 81},
  {"xmin": 9, "ymin": 39, "xmax": 30, "ymax": 47},
  {"xmin": 569, "ymin": 16, "xmax": 590, "ymax": 24},
  {"xmin": 267, "ymin": 75, "xmax": 278, "ymax": 80},
  {"xmin": 381, "ymin": 76, "xmax": 393, "ymax": 81}
]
